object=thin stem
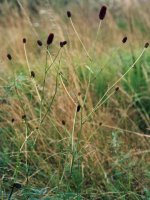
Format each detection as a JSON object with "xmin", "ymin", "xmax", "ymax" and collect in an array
[
  {"xmin": 40, "ymin": 72, "xmax": 59, "ymax": 124},
  {"xmin": 8, "ymin": 187, "xmax": 14, "ymax": 200},
  {"xmin": 95, "ymin": 48, "xmax": 145, "ymax": 108},
  {"xmin": 70, "ymin": 106, "xmax": 77, "ymax": 174},
  {"xmin": 82, "ymin": 90, "xmax": 116, "ymax": 124},
  {"xmin": 46, "ymin": 47, "xmax": 53, "ymax": 63},
  {"xmin": 14, "ymin": 82, "xmax": 29, "ymax": 183},
  {"xmin": 83, "ymin": 72, "xmax": 92, "ymax": 106},
  {"xmin": 23, "ymin": 44, "xmax": 31, "ymax": 73},
  {"xmin": 23, "ymin": 44, "xmax": 41, "ymax": 101},
  {"xmin": 59, "ymin": 74, "xmax": 77, "ymax": 106},
  {"xmin": 90, "ymin": 46, "xmax": 120, "ymax": 83},
  {"xmin": 45, "ymin": 48, "xmax": 61, "ymax": 74},
  {"xmin": 102, "ymin": 124, "xmax": 150, "ymax": 138},
  {"xmin": 83, "ymin": 48, "xmax": 146, "ymax": 123},
  {"xmin": 92, "ymin": 20, "xmax": 102, "ymax": 56},
  {"xmin": 71, "ymin": 107, "xmax": 77, "ymax": 152},
  {"xmin": 70, "ymin": 18, "xmax": 92, "ymax": 61},
  {"xmin": 25, "ymin": 123, "xmax": 28, "ymax": 183},
  {"xmin": 40, "ymin": 48, "xmax": 61, "ymax": 122},
  {"xmin": 77, "ymin": 74, "xmax": 92, "ymax": 151},
  {"xmin": 17, "ymin": 0, "xmax": 38, "ymax": 38}
]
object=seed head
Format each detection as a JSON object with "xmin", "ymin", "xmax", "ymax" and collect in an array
[
  {"xmin": 47, "ymin": 33, "xmax": 54, "ymax": 46},
  {"xmin": 115, "ymin": 86, "xmax": 120, "ymax": 92},
  {"xmin": 37, "ymin": 40, "xmax": 43, "ymax": 46},
  {"xmin": 144, "ymin": 42, "xmax": 149, "ymax": 48},
  {"xmin": 60, "ymin": 42, "xmax": 63, "ymax": 48},
  {"xmin": 7, "ymin": 54, "xmax": 12, "ymax": 60},
  {"xmin": 31, "ymin": 71, "xmax": 35, "ymax": 78},
  {"xmin": 23, "ymin": 38, "xmax": 27, "ymax": 44},
  {"xmin": 99, "ymin": 122, "xmax": 103, "ymax": 126},
  {"xmin": 77, "ymin": 104, "xmax": 81, "ymax": 112},
  {"xmin": 62, "ymin": 120, "xmax": 66, "ymax": 125},
  {"xmin": 67, "ymin": 11, "xmax": 71, "ymax": 18},
  {"xmin": 12, "ymin": 183, "xmax": 22, "ymax": 189},
  {"xmin": 122, "ymin": 36, "xmax": 128, "ymax": 43},
  {"xmin": 99, "ymin": 5, "xmax": 107, "ymax": 20},
  {"xmin": 11, "ymin": 118, "xmax": 15, "ymax": 123},
  {"xmin": 22, "ymin": 115, "xmax": 26, "ymax": 120},
  {"xmin": 60, "ymin": 41, "xmax": 67, "ymax": 48}
]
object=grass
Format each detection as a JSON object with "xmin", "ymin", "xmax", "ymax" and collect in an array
[{"xmin": 0, "ymin": 0, "xmax": 150, "ymax": 199}]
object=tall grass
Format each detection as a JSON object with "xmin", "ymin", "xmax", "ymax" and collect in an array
[{"xmin": 0, "ymin": 1, "xmax": 150, "ymax": 199}]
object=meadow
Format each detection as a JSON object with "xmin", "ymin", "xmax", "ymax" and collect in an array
[{"xmin": 0, "ymin": 0, "xmax": 150, "ymax": 199}]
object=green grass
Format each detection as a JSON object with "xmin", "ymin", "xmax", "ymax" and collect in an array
[{"xmin": 0, "ymin": 1, "xmax": 150, "ymax": 199}]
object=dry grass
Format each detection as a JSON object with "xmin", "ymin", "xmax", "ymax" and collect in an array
[{"xmin": 0, "ymin": 0, "xmax": 150, "ymax": 199}]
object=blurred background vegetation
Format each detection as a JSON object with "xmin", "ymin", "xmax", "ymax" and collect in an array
[{"xmin": 0, "ymin": 0, "xmax": 150, "ymax": 199}]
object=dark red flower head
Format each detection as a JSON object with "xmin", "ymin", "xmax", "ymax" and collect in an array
[
  {"xmin": 31, "ymin": 71, "xmax": 35, "ymax": 78},
  {"xmin": 115, "ymin": 86, "xmax": 120, "ymax": 92},
  {"xmin": 67, "ymin": 11, "xmax": 71, "ymax": 18},
  {"xmin": 60, "ymin": 41, "xmax": 67, "ymax": 48},
  {"xmin": 12, "ymin": 183, "xmax": 22, "ymax": 189},
  {"xmin": 77, "ymin": 104, "xmax": 81, "ymax": 112},
  {"xmin": 99, "ymin": 5, "xmax": 107, "ymax": 20},
  {"xmin": 7, "ymin": 54, "xmax": 12, "ymax": 60},
  {"xmin": 122, "ymin": 36, "xmax": 128, "ymax": 43},
  {"xmin": 47, "ymin": 33, "xmax": 54, "ymax": 46},
  {"xmin": 37, "ymin": 40, "xmax": 43, "ymax": 46},
  {"xmin": 145, "ymin": 42, "xmax": 149, "ymax": 48},
  {"xmin": 23, "ymin": 38, "xmax": 27, "ymax": 44}
]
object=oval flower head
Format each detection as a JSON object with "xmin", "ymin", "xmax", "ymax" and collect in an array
[
  {"xmin": 47, "ymin": 33, "xmax": 54, "ymax": 46},
  {"xmin": 67, "ymin": 11, "xmax": 71, "ymax": 18},
  {"xmin": 122, "ymin": 36, "xmax": 128, "ymax": 43},
  {"xmin": 99, "ymin": 5, "xmax": 107, "ymax": 20}
]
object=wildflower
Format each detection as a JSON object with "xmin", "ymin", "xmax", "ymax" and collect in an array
[
  {"xmin": 145, "ymin": 42, "xmax": 149, "ymax": 48},
  {"xmin": 60, "ymin": 41, "xmax": 67, "ymax": 48},
  {"xmin": 11, "ymin": 118, "xmax": 15, "ymax": 123},
  {"xmin": 23, "ymin": 38, "xmax": 27, "ymax": 44},
  {"xmin": 22, "ymin": 115, "xmax": 26, "ymax": 120},
  {"xmin": 122, "ymin": 36, "xmax": 127, "ymax": 43},
  {"xmin": 62, "ymin": 120, "xmax": 66, "ymax": 125},
  {"xmin": 67, "ymin": 11, "xmax": 71, "ymax": 18},
  {"xmin": 115, "ymin": 86, "xmax": 120, "ymax": 92},
  {"xmin": 77, "ymin": 104, "xmax": 81, "ymax": 112},
  {"xmin": 7, "ymin": 54, "xmax": 12, "ymax": 60},
  {"xmin": 31, "ymin": 71, "xmax": 35, "ymax": 78},
  {"xmin": 47, "ymin": 33, "xmax": 54, "ymax": 46},
  {"xmin": 37, "ymin": 40, "xmax": 43, "ymax": 46},
  {"xmin": 99, "ymin": 5, "xmax": 107, "ymax": 20},
  {"xmin": 12, "ymin": 183, "xmax": 22, "ymax": 189}
]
